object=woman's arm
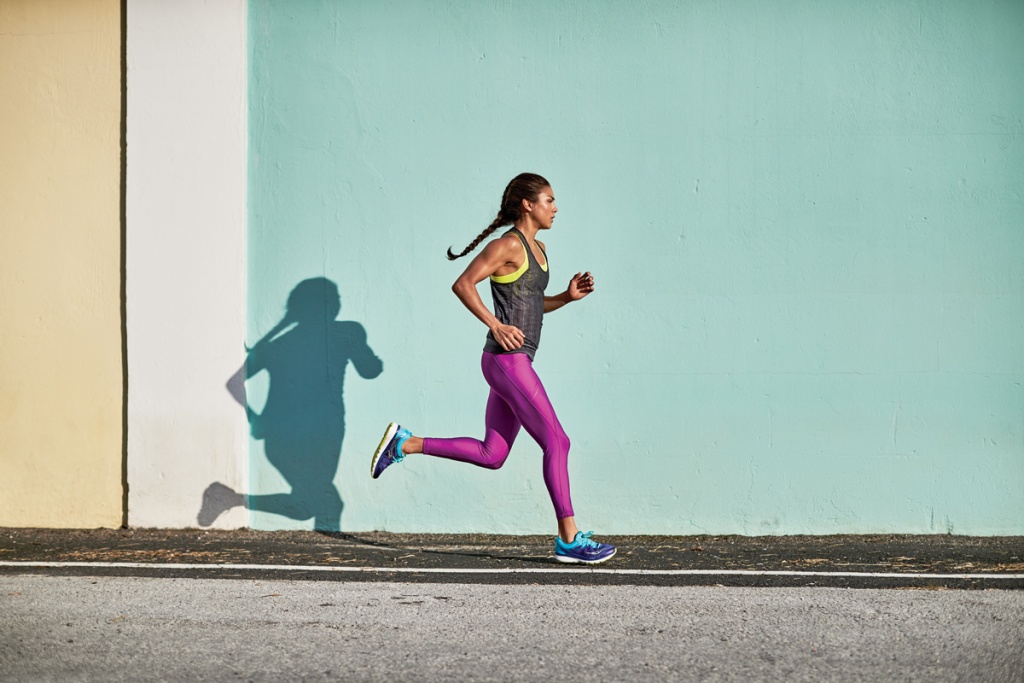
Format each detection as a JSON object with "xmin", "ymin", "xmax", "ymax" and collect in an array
[
  {"xmin": 544, "ymin": 271, "xmax": 595, "ymax": 313},
  {"xmin": 451, "ymin": 235, "xmax": 526, "ymax": 351}
]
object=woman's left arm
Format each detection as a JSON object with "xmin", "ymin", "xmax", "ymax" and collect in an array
[{"xmin": 544, "ymin": 271, "xmax": 595, "ymax": 313}]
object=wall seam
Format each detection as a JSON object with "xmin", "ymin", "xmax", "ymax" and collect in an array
[
  {"xmin": 119, "ymin": 0, "xmax": 129, "ymax": 528},
  {"xmin": 241, "ymin": 0, "xmax": 250, "ymax": 528}
]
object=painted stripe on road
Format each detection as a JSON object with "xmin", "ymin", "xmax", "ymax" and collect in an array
[{"xmin": 1, "ymin": 561, "xmax": 1023, "ymax": 580}]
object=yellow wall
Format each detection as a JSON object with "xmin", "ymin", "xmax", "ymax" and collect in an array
[{"xmin": 0, "ymin": 0, "xmax": 122, "ymax": 527}]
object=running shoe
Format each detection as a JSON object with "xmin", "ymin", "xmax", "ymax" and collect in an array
[
  {"xmin": 371, "ymin": 422, "xmax": 411, "ymax": 479},
  {"xmin": 554, "ymin": 531, "xmax": 616, "ymax": 564}
]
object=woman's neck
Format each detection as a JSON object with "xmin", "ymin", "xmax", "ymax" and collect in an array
[{"xmin": 513, "ymin": 219, "xmax": 539, "ymax": 243}]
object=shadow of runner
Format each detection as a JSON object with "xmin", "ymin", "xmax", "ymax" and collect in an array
[{"xmin": 199, "ymin": 277, "xmax": 383, "ymax": 531}]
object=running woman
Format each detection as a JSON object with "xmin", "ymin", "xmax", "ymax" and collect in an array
[{"xmin": 370, "ymin": 173, "xmax": 615, "ymax": 564}]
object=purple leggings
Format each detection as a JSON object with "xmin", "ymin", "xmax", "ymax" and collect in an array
[{"xmin": 422, "ymin": 351, "xmax": 574, "ymax": 519}]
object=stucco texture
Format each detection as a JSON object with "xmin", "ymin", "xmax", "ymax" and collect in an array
[
  {"xmin": 0, "ymin": 0, "xmax": 123, "ymax": 527},
  {"xmin": 124, "ymin": 0, "xmax": 249, "ymax": 529},
  {"xmin": 249, "ymin": 0, "xmax": 1024, "ymax": 534}
]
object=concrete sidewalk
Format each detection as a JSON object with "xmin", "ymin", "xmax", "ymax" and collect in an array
[{"xmin": 3, "ymin": 528, "xmax": 1022, "ymax": 589}]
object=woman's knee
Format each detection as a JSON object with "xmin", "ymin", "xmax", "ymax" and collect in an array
[
  {"xmin": 480, "ymin": 437, "xmax": 512, "ymax": 469},
  {"xmin": 480, "ymin": 445, "xmax": 511, "ymax": 470},
  {"xmin": 544, "ymin": 429, "xmax": 571, "ymax": 462}
]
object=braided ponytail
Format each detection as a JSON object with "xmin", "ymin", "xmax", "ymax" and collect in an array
[
  {"xmin": 446, "ymin": 173, "xmax": 551, "ymax": 260},
  {"xmin": 447, "ymin": 212, "xmax": 508, "ymax": 260}
]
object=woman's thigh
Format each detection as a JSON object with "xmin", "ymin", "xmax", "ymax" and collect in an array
[{"xmin": 482, "ymin": 353, "xmax": 565, "ymax": 446}]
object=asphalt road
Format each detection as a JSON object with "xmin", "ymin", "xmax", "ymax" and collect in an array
[{"xmin": 3, "ymin": 575, "xmax": 1022, "ymax": 682}]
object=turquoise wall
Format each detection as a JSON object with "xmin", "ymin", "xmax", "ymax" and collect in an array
[{"xmin": 248, "ymin": 0, "xmax": 1024, "ymax": 535}]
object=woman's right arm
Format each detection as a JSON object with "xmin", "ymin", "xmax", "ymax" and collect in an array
[{"xmin": 451, "ymin": 236, "xmax": 525, "ymax": 351}]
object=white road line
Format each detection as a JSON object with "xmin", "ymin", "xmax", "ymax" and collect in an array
[{"xmin": 1, "ymin": 561, "xmax": 1022, "ymax": 580}]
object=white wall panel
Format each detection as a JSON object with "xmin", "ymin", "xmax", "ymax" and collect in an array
[{"xmin": 127, "ymin": 0, "xmax": 248, "ymax": 528}]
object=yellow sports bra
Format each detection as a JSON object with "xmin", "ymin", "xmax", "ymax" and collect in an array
[{"xmin": 490, "ymin": 233, "xmax": 548, "ymax": 284}]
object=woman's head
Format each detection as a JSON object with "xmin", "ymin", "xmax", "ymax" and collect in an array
[
  {"xmin": 447, "ymin": 173, "xmax": 551, "ymax": 260},
  {"xmin": 493, "ymin": 172, "xmax": 551, "ymax": 227}
]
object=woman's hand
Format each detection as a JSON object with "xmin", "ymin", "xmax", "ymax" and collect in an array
[
  {"xmin": 490, "ymin": 323, "xmax": 526, "ymax": 351},
  {"xmin": 567, "ymin": 271, "xmax": 595, "ymax": 301},
  {"xmin": 544, "ymin": 272, "xmax": 595, "ymax": 313}
]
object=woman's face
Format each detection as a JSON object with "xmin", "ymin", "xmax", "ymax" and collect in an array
[{"xmin": 526, "ymin": 186, "xmax": 558, "ymax": 230}]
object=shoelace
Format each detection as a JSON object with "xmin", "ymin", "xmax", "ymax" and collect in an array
[{"xmin": 576, "ymin": 531, "xmax": 600, "ymax": 549}]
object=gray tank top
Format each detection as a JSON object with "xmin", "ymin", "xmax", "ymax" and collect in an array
[{"xmin": 483, "ymin": 228, "xmax": 549, "ymax": 360}]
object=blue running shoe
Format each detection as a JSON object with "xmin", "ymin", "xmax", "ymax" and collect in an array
[
  {"xmin": 371, "ymin": 422, "xmax": 411, "ymax": 479},
  {"xmin": 554, "ymin": 531, "xmax": 616, "ymax": 564}
]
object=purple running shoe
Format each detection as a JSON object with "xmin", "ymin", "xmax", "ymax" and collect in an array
[
  {"xmin": 371, "ymin": 422, "xmax": 411, "ymax": 479},
  {"xmin": 554, "ymin": 531, "xmax": 616, "ymax": 564}
]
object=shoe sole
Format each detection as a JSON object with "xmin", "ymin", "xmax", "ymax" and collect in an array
[
  {"xmin": 370, "ymin": 422, "xmax": 399, "ymax": 478},
  {"xmin": 554, "ymin": 547, "xmax": 617, "ymax": 565}
]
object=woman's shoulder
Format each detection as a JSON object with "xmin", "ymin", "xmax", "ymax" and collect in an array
[{"xmin": 486, "ymin": 231, "xmax": 524, "ymax": 253}]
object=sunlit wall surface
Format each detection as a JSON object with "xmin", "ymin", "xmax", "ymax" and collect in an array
[
  {"xmin": 125, "ymin": 0, "xmax": 249, "ymax": 528},
  {"xmin": 246, "ymin": 0, "xmax": 1024, "ymax": 535},
  {"xmin": 0, "ymin": 0, "xmax": 123, "ymax": 527}
]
